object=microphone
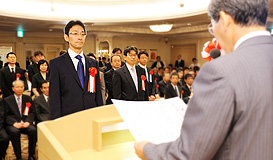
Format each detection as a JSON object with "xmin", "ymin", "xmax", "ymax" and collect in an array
[{"xmin": 210, "ymin": 48, "xmax": 221, "ymax": 59}]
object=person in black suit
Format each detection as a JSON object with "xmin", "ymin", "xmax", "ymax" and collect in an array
[
  {"xmin": 32, "ymin": 60, "xmax": 49, "ymax": 97},
  {"xmin": 104, "ymin": 54, "xmax": 121, "ymax": 104},
  {"xmin": 165, "ymin": 72, "xmax": 182, "ymax": 99},
  {"xmin": 34, "ymin": 80, "xmax": 50, "ymax": 124},
  {"xmin": 0, "ymin": 98, "xmax": 9, "ymax": 160},
  {"xmin": 99, "ymin": 57, "xmax": 107, "ymax": 71},
  {"xmin": 4, "ymin": 80, "xmax": 36, "ymax": 160},
  {"xmin": 0, "ymin": 52, "xmax": 26, "ymax": 98},
  {"xmin": 113, "ymin": 46, "xmax": 148, "ymax": 101},
  {"xmin": 105, "ymin": 48, "xmax": 125, "ymax": 72},
  {"xmin": 4, "ymin": 62, "xmax": 20, "ymax": 68},
  {"xmin": 137, "ymin": 51, "xmax": 156, "ymax": 101},
  {"xmin": 26, "ymin": 56, "xmax": 34, "ymax": 70},
  {"xmin": 158, "ymin": 72, "xmax": 170, "ymax": 98},
  {"xmin": 49, "ymin": 20, "xmax": 103, "ymax": 120},
  {"xmin": 175, "ymin": 54, "xmax": 185, "ymax": 68},
  {"xmin": 151, "ymin": 56, "xmax": 164, "ymax": 69},
  {"xmin": 181, "ymin": 74, "xmax": 194, "ymax": 104},
  {"xmin": 0, "ymin": 59, "xmax": 3, "ymax": 69},
  {"xmin": 28, "ymin": 51, "xmax": 45, "ymax": 82}
]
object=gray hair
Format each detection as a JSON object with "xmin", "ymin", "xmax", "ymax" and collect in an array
[
  {"xmin": 208, "ymin": 0, "xmax": 269, "ymax": 26},
  {"xmin": 12, "ymin": 80, "xmax": 24, "ymax": 87}
]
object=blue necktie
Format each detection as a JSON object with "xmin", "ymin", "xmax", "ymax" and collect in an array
[{"xmin": 75, "ymin": 55, "xmax": 84, "ymax": 88}]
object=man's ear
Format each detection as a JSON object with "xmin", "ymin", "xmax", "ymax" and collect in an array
[
  {"xmin": 64, "ymin": 34, "xmax": 69, "ymax": 42},
  {"xmin": 219, "ymin": 11, "xmax": 234, "ymax": 29}
]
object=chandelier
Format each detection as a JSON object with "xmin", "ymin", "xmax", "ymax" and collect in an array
[{"xmin": 149, "ymin": 24, "xmax": 173, "ymax": 32}]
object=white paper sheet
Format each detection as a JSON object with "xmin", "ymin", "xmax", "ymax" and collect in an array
[{"xmin": 112, "ymin": 97, "xmax": 187, "ymax": 144}]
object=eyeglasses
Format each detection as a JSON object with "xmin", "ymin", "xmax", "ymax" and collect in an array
[
  {"xmin": 128, "ymin": 53, "xmax": 137, "ymax": 58},
  {"xmin": 69, "ymin": 32, "xmax": 87, "ymax": 37},
  {"xmin": 208, "ymin": 20, "xmax": 216, "ymax": 35}
]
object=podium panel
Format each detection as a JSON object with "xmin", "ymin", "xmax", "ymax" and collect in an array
[{"xmin": 38, "ymin": 105, "xmax": 137, "ymax": 160}]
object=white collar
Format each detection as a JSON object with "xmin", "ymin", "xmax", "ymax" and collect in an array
[
  {"xmin": 68, "ymin": 48, "xmax": 84, "ymax": 59},
  {"xmin": 126, "ymin": 63, "xmax": 135, "ymax": 70},
  {"xmin": 234, "ymin": 31, "xmax": 271, "ymax": 50},
  {"xmin": 14, "ymin": 94, "xmax": 22, "ymax": 100},
  {"xmin": 138, "ymin": 63, "xmax": 146, "ymax": 69}
]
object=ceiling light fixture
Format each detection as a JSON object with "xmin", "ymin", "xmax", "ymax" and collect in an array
[{"xmin": 149, "ymin": 24, "xmax": 173, "ymax": 32}]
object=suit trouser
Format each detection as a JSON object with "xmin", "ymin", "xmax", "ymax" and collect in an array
[
  {"xmin": 6, "ymin": 125, "xmax": 37, "ymax": 159},
  {"xmin": 0, "ymin": 129, "xmax": 9, "ymax": 159}
]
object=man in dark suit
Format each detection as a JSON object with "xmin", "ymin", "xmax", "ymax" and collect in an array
[
  {"xmin": 113, "ymin": 46, "xmax": 148, "ymax": 101},
  {"xmin": 135, "ymin": 0, "xmax": 273, "ymax": 159},
  {"xmin": 105, "ymin": 54, "xmax": 121, "ymax": 104},
  {"xmin": 105, "ymin": 48, "xmax": 125, "ymax": 72},
  {"xmin": 151, "ymin": 56, "xmax": 164, "ymax": 69},
  {"xmin": 49, "ymin": 20, "xmax": 103, "ymax": 119},
  {"xmin": 174, "ymin": 54, "xmax": 185, "ymax": 68},
  {"xmin": 137, "ymin": 51, "xmax": 156, "ymax": 101},
  {"xmin": 26, "ymin": 56, "xmax": 34, "ymax": 70},
  {"xmin": 158, "ymin": 72, "xmax": 170, "ymax": 98},
  {"xmin": 34, "ymin": 80, "xmax": 50, "ymax": 123},
  {"xmin": 0, "ymin": 98, "xmax": 9, "ymax": 160},
  {"xmin": 28, "ymin": 51, "xmax": 45, "ymax": 82},
  {"xmin": 165, "ymin": 72, "xmax": 182, "ymax": 99},
  {"xmin": 0, "ymin": 52, "xmax": 26, "ymax": 98},
  {"xmin": 181, "ymin": 74, "xmax": 193, "ymax": 104},
  {"xmin": 5, "ymin": 80, "xmax": 36, "ymax": 160}
]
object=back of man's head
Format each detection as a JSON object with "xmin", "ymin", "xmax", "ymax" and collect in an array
[{"xmin": 208, "ymin": 0, "xmax": 268, "ymax": 26}]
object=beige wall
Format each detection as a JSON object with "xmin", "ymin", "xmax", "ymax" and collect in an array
[{"xmin": 0, "ymin": 31, "xmax": 213, "ymax": 70}]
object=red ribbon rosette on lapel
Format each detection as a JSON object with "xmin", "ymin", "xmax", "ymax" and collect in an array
[
  {"xmin": 16, "ymin": 73, "xmax": 21, "ymax": 80},
  {"xmin": 88, "ymin": 67, "xmax": 97, "ymax": 93},
  {"xmin": 181, "ymin": 90, "xmax": 184, "ymax": 99},
  {"xmin": 149, "ymin": 70, "xmax": 153, "ymax": 82},
  {"xmin": 141, "ymin": 75, "xmax": 146, "ymax": 91},
  {"xmin": 201, "ymin": 38, "xmax": 221, "ymax": 61},
  {"xmin": 23, "ymin": 102, "xmax": 31, "ymax": 116}
]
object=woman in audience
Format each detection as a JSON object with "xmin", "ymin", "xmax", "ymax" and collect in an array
[{"xmin": 32, "ymin": 60, "xmax": 49, "ymax": 97}]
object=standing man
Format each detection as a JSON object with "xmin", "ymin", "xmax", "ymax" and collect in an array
[
  {"xmin": 105, "ymin": 48, "xmax": 125, "ymax": 72},
  {"xmin": 112, "ymin": 46, "xmax": 148, "ymax": 101},
  {"xmin": 151, "ymin": 56, "xmax": 164, "ymax": 69},
  {"xmin": 28, "ymin": 51, "xmax": 45, "ymax": 81},
  {"xmin": 0, "ymin": 52, "xmax": 26, "ymax": 98},
  {"xmin": 49, "ymin": 20, "xmax": 103, "ymax": 119},
  {"xmin": 135, "ymin": 0, "xmax": 273, "ymax": 159},
  {"xmin": 104, "ymin": 54, "xmax": 121, "ymax": 104},
  {"xmin": 174, "ymin": 54, "xmax": 184, "ymax": 68}
]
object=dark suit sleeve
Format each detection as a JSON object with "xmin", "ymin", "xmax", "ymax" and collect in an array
[
  {"xmin": 32, "ymin": 74, "xmax": 38, "ymax": 89},
  {"xmin": 94, "ymin": 61, "xmax": 103, "ymax": 106},
  {"xmin": 4, "ymin": 99, "xmax": 17, "ymax": 126},
  {"xmin": 28, "ymin": 65, "xmax": 34, "ymax": 82},
  {"xmin": 48, "ymin": 60, "xmax": 62, "ymax": 119},
  {"xmin": 158, "ymin": 82, "xmax": 165, "ymax": 97},
  {"xmin": 34, "ymin": 97, "xmax": 50, "ymax": 122},
  {"xmin": 164, "ymin": 86, "xmax": 172, "ymax": 99},
  {"xmin": 151, "ymin": 62, "xmax": 156, "ymax": 69},
  {"xmin": 0, "ymin": 69, "xmax": 12, "ymax": 96},
  {"xmin": 112, "ymin": 70, "xmax": 122, "ymax": 99},
  {"xmin": 0, "ymin": 99, "xmax": 4, "ymax": 130}
]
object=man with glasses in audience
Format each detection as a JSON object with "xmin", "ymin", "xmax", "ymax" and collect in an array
[
  {"xmin": 49, "ymin": 20, "xmax": 103, "ymax": 119},
  {"xmin": 134, "ymin": 0, "xmax": 273, "ymax": 159}
]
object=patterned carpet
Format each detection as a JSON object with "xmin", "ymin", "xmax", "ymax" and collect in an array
[{"xmin": 6, "ymin": 134, "xmax": 38, "ymax": 160}]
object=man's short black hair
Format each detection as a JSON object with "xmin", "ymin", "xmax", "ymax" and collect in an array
[
  {"xmin": 158, "ymin": 67, "xmax": 163, "ymax": 70},
  {"xmin": 183, "ymin": 67, "xmax": 189, "ymax": 71},
  {"xmin": 193, "ymin": 66, "xmax": 200, "ymax": 72},
  {"xmin": 171, "ymin": 68, "xmax": 177, "ymax": 71},
  {"xmin": 86, "ymin": 53, "xmax": 96, "ymax": 59},
  {"xmin": 112, "ymin": 48, "xmax": 122, "ymax": 54},
  {"xmin": 170, "ymin": 72, "xmax": 179, "ymax": 78},
  {"xmin": 102, "ymin": 57, "xmax": 106, "ymax": 60},
  {"xmin": 123, "ymin": 46, "xmax": 138, "ymax": 56},
  {"xmin": 192, "ymin": 58, "xmax": 197, "ymax": 62},
  {"xmin": 64, "ymin": 20, "xmax": 86, "ymax": 36},
  {"xmin": 138, "ymin": 51, "xmax": 149, "ymax": 59},
  {"xmin": 6, "ymin": 52, "xmax": 16, "ymax": 58},
  {"xmin": 34, "ymin": 51, "xmax": 44, "ymax": 57},
  {"xmin": 38, "ymin": 60, "xmax": 48, "ymax": 71},
  {"xmin": 110, "ymin": 54, "xmax": 121, "ymax": 62},
  {"xmin": 184, "ymin": 74, "xmax": 193, "ymax": 80},
  {"xmin": 177, "ymin": 69, "xmax": 183, "ymax": 72},
  {"xmin": 40, "ymin": 80, "xmax": 49, "ymax": 89}
]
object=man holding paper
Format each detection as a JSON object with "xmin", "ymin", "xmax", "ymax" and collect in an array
[
  {"xmin": 135, "ymin": 0, "xmax": 273, "ymax": 159},
  {"xmin": 49, "ymin": 20, "xmax": 102, "ymax": 119}
]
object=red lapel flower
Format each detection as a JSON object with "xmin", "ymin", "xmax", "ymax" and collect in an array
[
  {"xmin": 16, "ymin": 73, "xmax": 21, "ymax": 78},
  {"xmin": 89, "ymin": 67, "xmax": 97, "ymax": 77},
  {"xmin": 141, "ymin": 75, "xmax": 146, "ymax": 81},
  {"xmin": 181, "ymin": 90, "xmax": 184, "ymax": 94},
  {"xmin": 156, "ymin": 84, "xmax": 159, "ymax": 88},
  {"xmin": 155, "ymin": 78, "xmax": 157, "ymax": 81},
  {"xmin": 149, "ymin": 70, "xmax": 154, "ymax": 75}
]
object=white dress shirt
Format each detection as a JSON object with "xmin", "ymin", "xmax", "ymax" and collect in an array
[
  {"xmin": 126, "ymin": 63, "xmax": 138, "ymax": 91},
  {"xmin": 8, "ymin": 64, "xmax": 15, "ymax": 73},
  {"xmin": 68, "ymin": 48, "xmax": 86, "ymax": 75}
]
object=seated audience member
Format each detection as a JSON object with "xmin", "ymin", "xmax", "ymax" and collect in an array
[
  {"xmin": 181, "ymin": 74, "xmax": 194, "ymax": 104},
  {"xmin": 112, "ymin": 46, "xmax": 148, "ymax": 101},
  {"xmin": 99, "ymin": 57, "xmax": 107, "ymax": 72},
  {"xmin": 0, "ymin": 98, "xmax": 9, "ymax": 160},
  {"xmin": 156, "ymin": 67, "xmax": 164, "ymax": 83},
  {"xmin": 32, "ymin": 60, "xmax": 49, "ymax": 97},
  {"xmin": 34, "ymin": 81, "xmax": 50, "ymax": 124},
  {"xmin": 177, "ymin": 68, "xmax": 184, "ymax": 86},
  {"xmin": 189, "ymin": 58, "xmax": 200, "ymax": 69},
  {"xmin": 0, "ymin": 52, "xmax": 27, "ymax": 98},
  {"xmin": 104, "ymin": 54, "xmax": 122, "ymax": 104},
  {"xmin": 87, "ymin": 53, "xmax": 106, "ymax": 105},
  {"xmin": 151, "ymin": 56, "xmax": 164, "ymax": 69},
  {"xmin": 105, "ymin": 48, "xmax": 125, "ymax": 72},
  {"xmin": 137, "ymin": 51, "xmax": 156, "ymax": 101},
  {"xmin": 165, "ymin": 72, "xmax": 182, "ymax": 99},
  {"xmin": 164, "ymin": 67, "xmax": 170, "ymax": 74},
  {"xmin": 171, "ymin": 68, "xmax": 177, "ymax": 73},
  {"xmin": 188, "ymin": 69, "xmax": 195, "ymax": 79},
  {"xmin": 181, "ymin": 67, "xmax": 189, "ymax": 86},
  {"xmin": 4, "ymin": 80, "xmax": 36, "ymax": 160},
  {"xmin": 158, "ymin": 73, "xmax": 170, "ymax": 97},
  {"xmin": 194, "ymin": 66, "xmax": 200, "ymax": 77},
  {"xmin": 175, "ymin": 54, "xmax": 185, "ymax": 68}
]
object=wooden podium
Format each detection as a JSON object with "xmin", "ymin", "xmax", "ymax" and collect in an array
[{"xmin": 37, "ymin": 105, "xmax": 138, "ymax": 160}]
